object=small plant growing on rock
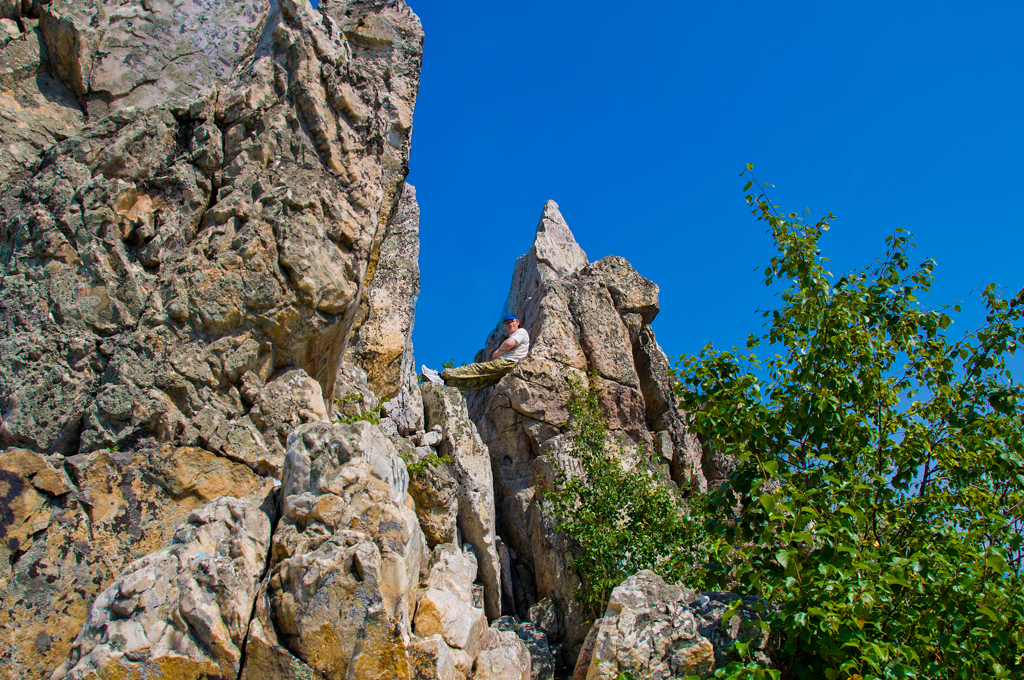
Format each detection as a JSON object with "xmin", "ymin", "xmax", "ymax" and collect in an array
[
  {"xmin": 331, "ymin": 392, "xmax": 383, "ymax": 425},
  {"xmin": 544, "ymin": 368, "xmax": 709, "ymax": 620},
  {"xmin": 399, "ymin": 450, "xmax": 451, "ymax": 477}
]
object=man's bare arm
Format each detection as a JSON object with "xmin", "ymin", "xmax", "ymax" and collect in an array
[{"xmin": 491, "ymin": 336, "xmax": 519, "ymax": 360}]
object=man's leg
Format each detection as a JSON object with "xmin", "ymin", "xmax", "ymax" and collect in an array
[{"xmin": 440, "ymin": 358, "xmax": 516, "ymax": 391}]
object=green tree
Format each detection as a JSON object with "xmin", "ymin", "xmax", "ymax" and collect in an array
[
  {"xmin": 544, "ymin": 370, "xmax": 708, "ymax": 620},
  {"xmin": 676, "ymin": 168, "xmax": 1024, "ymax": 679}
]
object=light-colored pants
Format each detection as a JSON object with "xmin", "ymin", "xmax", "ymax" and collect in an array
[{"xmin": 441, "ymin": 357, "xmax": 517, "ymax": 391}]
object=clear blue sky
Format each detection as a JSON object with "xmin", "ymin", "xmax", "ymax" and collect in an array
[{"xmin": 403, "ymin": 1, "xmax": 1024, "ymax": 370}]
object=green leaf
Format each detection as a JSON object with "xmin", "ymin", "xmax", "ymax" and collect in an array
[{"xmin": 759, "ymin": 494, "xmax": 776, "ymax": 513}]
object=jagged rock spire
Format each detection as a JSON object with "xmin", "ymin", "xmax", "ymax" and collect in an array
[{"xmin": 503, "ymin": 200, "xmax": 589, "ymax": 317}]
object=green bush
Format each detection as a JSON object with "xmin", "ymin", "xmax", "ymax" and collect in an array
[
  {"xmin": 544, "ymin": 369, "xmax": 709, "ymax": 620},
  {"xmin": 675, "ymin": 167, "xmax": 1024, "ymax": 679}
]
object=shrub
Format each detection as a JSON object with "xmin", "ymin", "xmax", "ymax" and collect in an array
[
  {"xmin": 544, "ymin": 369, "xmax": 709, "ymax": 620},
  {"xmin": 675, "ymin": 167, "xmax": 1024, "ymax": 679}
]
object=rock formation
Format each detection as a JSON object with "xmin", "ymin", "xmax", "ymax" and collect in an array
[
  {"xmin": 0, "ymin": 0, "xmax": 760, "ymax": 678},
  {"xmin": 572, "ymin": 570, "xmax": 772, "ymax": 680},
  {"xmin": 0, "ymin": 0, "xmax": 429, "ymax": 675},
  {"xmin": 467, "ymin": 200, "xmax": 709, "ymax": 665}
]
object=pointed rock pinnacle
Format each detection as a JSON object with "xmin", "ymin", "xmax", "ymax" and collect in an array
[{"xmin": 503, "ymin": 201, "xmax": 589, "ymax": 317}]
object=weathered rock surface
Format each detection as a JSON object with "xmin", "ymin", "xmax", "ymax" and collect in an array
[
  {"xmin": 573, "ymin": 571, "xmax": 772, "ymax": 680},
  {"xmin": 0, "ymin": 445, "xmax": 271, "ymax": 677},
  {"xmin": 1, "ymin": 0, "xmax": 424, "ymax": 675},
  {"xmin": 0, "ymin": 0, "xmax": 423, "ymax": 457},
  {"xmin": 423, "ymin": 383, "xmax": 502, "ymax": 621},
  {"xmin": 493, "ymin": 616, "xmax": 556, "ymax": 680},
  {"xmin": 473, "ymin": 628, "xmax": 532, "ymax": 680},
  {"xmin": 0, "ymin": 14, "xmax": 84, "ymax": 187},
  {"xmin": 268, "ymin": 419, "xmax": 426, "ymax": 678},
  {"xmin": 53, "ymin": 496, "xmax": 271, "ymax": 680},
  {"xmin": 410, "ymin": 634, "xmax": 458, "ymax": 680},
  {"xmin": 466, "ymin": 202, "xmax": 709, "ymax": 665},
  {"xmin": 401, "ymin": 439, "xmax": 459, "ymax": 546},
  {"xmin": 348, "ymin": 181, "xmax": 422, "ymax": 402},
  {"xmin": 239, "ymin": 580, "xmax": 328, "ymax": 680}
]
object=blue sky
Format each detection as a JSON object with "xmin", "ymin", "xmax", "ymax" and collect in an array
[{"xmin": 403, "ymin": 1, "xmax": 1024, "ymax": 370}]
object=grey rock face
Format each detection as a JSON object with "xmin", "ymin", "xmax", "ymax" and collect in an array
[
  {"xmin": 466, "ymin": 203, "xmax": 710, "ymax": 665},
  {"xmin": 0, "ymin": 0, "xmax": 424, "ymax": 676},
  {"xmin": 52, "ymin": 496, "xmax": 272, "ymax": 680},
  {"xmin": 267, "ymin": 419, "xmax": 426, "ymax": 678},
  {"xmin": 0, "ymin": 0, "xmax": 423, "ymax": 459}
]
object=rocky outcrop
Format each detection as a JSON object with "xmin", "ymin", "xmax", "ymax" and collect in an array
[
  {"xmin": 466, "ymin": 201, "xmax": 709, "ymax": 666},
  {"xmin": 572, "ymin": 570, "xmax": 773, "ymax": 680},
  {"xmin": 267, "ymin": 419, "xmax": 425, "ymax": 677},
  {"xmin": 0, "ymin": 0, "xmax": 422, "ymax": 460},
  {"xmin": 0, "ymin": 0, "xmax": 425, "ymax": 676},
  {"xmin": 52, "ymin": 496, "xmax": 271, "ymax": 680}
]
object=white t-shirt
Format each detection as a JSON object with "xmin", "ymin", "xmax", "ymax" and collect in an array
[{"xmin": 503, "ymin": 328, "xmax": 530, "ymax": 362}]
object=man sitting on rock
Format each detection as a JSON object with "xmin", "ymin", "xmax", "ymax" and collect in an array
[{"xmin": 422, "ymin": 313, "xmax": 530, "ymax": 391}]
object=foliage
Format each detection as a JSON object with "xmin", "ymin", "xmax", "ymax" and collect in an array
[
  {"xmin": 401, "ymin": 450, "xmax": 451, "ymax": 477},
  {"xmin": 675, "ymin": 166, "xmax": 1024, "ymax": 679},
  {"xmin": 332, "ymin": 392, "xmax": 382, "ymax": 425},
  {"xmin": 544, "ymin": 369, "xmax": 709, "ymax": 620}
]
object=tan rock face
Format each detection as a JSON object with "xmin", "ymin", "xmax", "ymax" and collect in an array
[
  {"xmin": 473, "ymin": 628, "xmax": 532, "ymax": 680},
  {"xmin": 52, "ymin": 496, "xmax": 272, "ymax": 680},
  {"xmin": 410, "ymin": 634, "xmax": 458, "ymax": 680},
  {"xmin": 466, "ymin": 203, "xmax": 710, "ymax": 664},
  {"xmin": 348, "ymin": 181, "xmax": 422, "ymax": 401},
  {"xmin": 422, "ymin": 383, "xmax": 503, "ymax": 621},
  {"xmin": 267, "ymin": 420, "xmax": 427, "ymax": 679},
  {"xmin": 0, "ymin": 445, "xmax": 269, "ymax": 679}
]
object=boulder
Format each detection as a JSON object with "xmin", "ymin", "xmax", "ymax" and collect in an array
[
  {"xmin": 422, "ymin": 383, "xmax": 502, "ymax": 620},
  {"xmin": 414, "ymin": 588, "xmax": 487, "ymax": 659},
  {"xmin": 398, "ymin": 439, "xmax": 459, "ymax": 547},
  {"xmin": 473, "ymin": 628, "xmax": 531, "ymax": 680},
  {"xmin": 493, "ymin": 616, "xmax": 556, "ymax": 680},
  {"xmin": 409, "ymin": 634, "xmax": 458, "ymax": 680},
  {"xmin": 268, "ymin": 420, "xmax": 427, "ymax": 678},
  {"xmin": 52, "ymin": 497, "xmax": 271, "ymax": 680},
  {"xmin": 572, "ymin": 571, "xmax": 772, "ymax": 680},
  {"xmin": 248, "ymin": 367, "xmax": 329, "ymax": 473}
]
